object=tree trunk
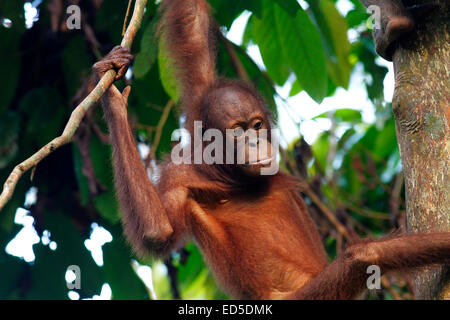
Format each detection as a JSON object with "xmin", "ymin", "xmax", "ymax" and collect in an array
[{"xmin": 392, "ymin": 0, "xmax": 450, "ymax": 299}]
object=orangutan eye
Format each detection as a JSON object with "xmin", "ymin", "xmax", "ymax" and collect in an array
[
  {"xmin": 253, "ymin": 120, "xmax": 263, "ymax": 130},
  {"xmin": 232, "ymin": 126, "xmax": 245, "ymax": 138}
]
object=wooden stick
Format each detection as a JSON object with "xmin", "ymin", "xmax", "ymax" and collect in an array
[{"xmin": 0, "ymin": 0, "xmax": 148, "ymax": 212}]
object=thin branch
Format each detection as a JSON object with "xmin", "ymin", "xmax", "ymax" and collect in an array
[
  {"xmin": 342, "ymin": 200, "xmax": 391, "ymax": 220},
  {"xmin": 303, "ymin": 186, "xmax": 351, "ymax": 240},
  {"xmin": 149, "ymin": 99, "xmax": 175, "ymax": 160},
  {"xmin": 122, "ymin": 0, "xmax": 134, "ymax": 37},
  {"xmin": 0, "ymin": 0, "xmax": 148, "ymax": 212},
  {"xmin": 83, "ymin": 22, "xmax": 102, "ymax": 59},
  {"xmin": 219, "ymin": 33, "xmax": 250, "ymax": 82},
  {"xmin": 279, "ymin": 148, "xmax": 351, "ymax": 240}
]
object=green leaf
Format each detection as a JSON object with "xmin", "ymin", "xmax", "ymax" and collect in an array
[
  {"xmin": 131, "ymin": 64, "xmax": 179, "ymax": 158},
  {"xmin": 357, "ymin": 124, "xmax": 379, "ymax": 151},
  {"xmin": 177, "ymin": 245, "xmax": 203, "ymax": 282},
  {"xmin": 251, "ymin": 1, "xmax": 328, "ymax": 98},
  {"xmin": 89, "ymin": 135, "xmax": 114, "ymax": 190},
  {"xmin": 308, "ymin": 0, "xmax": 351, "ymax": 89},
  {"xmin": 251, "ymin": 13, "xmax": 291, "ymax": 85},
  {"xmin": 246, "ymin": 0, "xmax": 263, "ymax": 18},
  {"xmin": 348, "ymin": 0, "xmax": 365, "ymax": 11},
  {"xmin": 289, "ymin": 80, "xmax": 302, "ymax": 97},
  {"xmin": 62, "ymin": 35, "xmax": 91, "ymax": 99},
  {"xmin": 209, "ymin": 0, "xmax": 245, "ymax": 29},
  {"xmin": 326, "ymin": 76, "xmax": 338, "ymax": 96},
  {"xmin": 25, "ymin": 209, "xmax": 104, "ymax": 299},
  {"xmin": 314, "ymin": 109, "xmax": 362, "ymax": 123},
  {"xmin": 337, "ymin": 128, "xmax": 357, "ymax": 150},
  {"xmin": 312, "ymin": 131, "xmax": 330, "ymax": 171},
  {"xmin": 176, "ymin": 244, "xmax": 225, "ymax": 299},
  {"xmin": 158, "ymin": 40, "xmax": 180, "ymax": 102},
  {"xmin": 373, "ymin": 117, "xmax": 397, "ymax": 159},
  {"xmin": 93, "ymin": 192, "xmax": 120, "ymax": 224},
  {"xmin": 0, "ymin": 226, "xmax": 26, "ymax": 298},
  {"xmin": 86, "ymin": 134, "xmax": 121, "ymax": 222},
  {"xmin": 151, "ymin": 260, "xmax": 173, "ymax": 299},
  {"xmin": 272, "ymin": 2, "xmax": 327, "ymax": 102},
  {"xmin": 241, "ymin": 14, "xmax": 254, "ymax": 48},
  {"xmin": 273, "ymin": 0, "xmax": 301, "ymax": 17},
  {"xmin": 132, "ymin": 65, "xmax": 171, "ymax": 120},
  {"xmin": 353, "ymin": 42, "xmax": 388, "ymax": 101},
  {"xmin": 134, "ymin": 20, "xmax": 158, "ymax": 79},
  {"xmin": 0, "ymin": 252, "xmax": 26, "ymax": 299},
  {"xmin": 19, "ymin": 88, "xmax": 65, "ymax": 147},
  {"xmin": 103, "ymin": 235, "xmax": 149, "ymax": 300},
  {"xmin": 346, "ymin": 9, "xmax": 370, "ymax": 28}
]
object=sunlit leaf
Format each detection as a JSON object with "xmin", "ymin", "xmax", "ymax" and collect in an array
[
  {"xmin": 210, "ymin": 0, "xmax": 263, "ymax": 28},
  {"xmin": 308, "ymin": 0, "xmax": 352, "ymax": 89},
  {"xmin": 251, "ymin": 12, "xmax": 291, "ymax": 85},
  {"xmin": 314, "ymin": 109, "xmax": 362, "ymax": 123},
  {"xmin": 346, "ymin": 9, "xmax": 370, "ymax": 28},
  {"xmin": 272, "ymin": 2, "xmax": 327, "ymax": 102},
  {"xmin": 134, "ymin": 20, "xmax": 158, "ymax": 79},
  {"xmin": 152, "ymin": 261, "xmax": 173, "ymax": 299},
  {"xmin": 289, "ymin": 80, "xmax": 302, "ymax": 97},
  {"xmin": 312, "ymin": 131, "xmax": 330, "ymax": 171},
  {"xmin": 374, "ymin": 117, "xmax": 397, "ymax": 159},
  {"xmin": 158, "ymin": 40, "xmax": 180, "ymax": 102}
]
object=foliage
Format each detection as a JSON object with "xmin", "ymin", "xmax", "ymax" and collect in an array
[{"xmin": 0, "ymin": 0, "xmax": 407, "ymax": 300}]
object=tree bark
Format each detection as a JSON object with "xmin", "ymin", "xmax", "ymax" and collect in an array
[{"xmin": 392, "ymin": 0, "xmax": 450, "ymax": 299}]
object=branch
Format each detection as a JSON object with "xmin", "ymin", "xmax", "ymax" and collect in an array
[
  {"xmin": 279, "ymin": 147, "xmax": 351, "ymax": 240},
  {"xmin": 0, "ymin": 0, "xmax": 148, "ymax": 212},
  {"xmin": 219, "ymin": 33, "xmax": 250, "ymax": 82},
  {"xmin": 150, "ymin": 99, "xmax": 175, "ymax": 160},
  {"xmin": 303, "ymin": 186, "xmax": 351, "ymax": 240}
]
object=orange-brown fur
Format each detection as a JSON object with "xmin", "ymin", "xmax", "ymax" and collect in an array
[{"xmin": 93, "ymin": 0, "xmax": 450, "ymax": 299}]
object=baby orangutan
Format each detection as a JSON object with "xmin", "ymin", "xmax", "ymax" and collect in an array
[{"xmin": 92, "ymin": 0, "xmax": 450, "ymax": 299}]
